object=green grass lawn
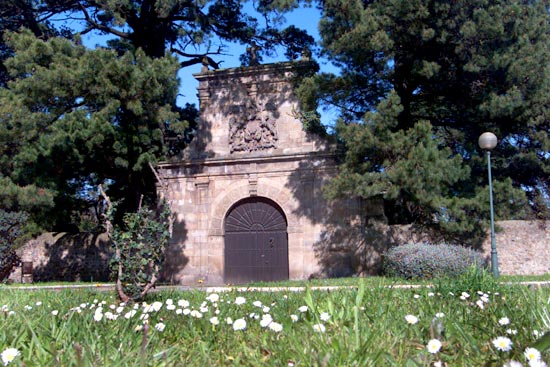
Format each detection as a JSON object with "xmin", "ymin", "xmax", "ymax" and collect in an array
[
  {"xmin": 246, "ymin": 273, "xmax": 550, "ymax": 288},
  {"xmin": 1, "ymin": 271, "xmax": 550, "ymax": 366},
  {"xmin": 3, "ymin": 272, "xmax": 549, "ymax": 289}
]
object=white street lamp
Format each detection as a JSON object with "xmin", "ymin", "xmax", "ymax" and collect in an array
[{"xmin": 478, "ymin": 132, "xmax": 499, "ymax": 277}]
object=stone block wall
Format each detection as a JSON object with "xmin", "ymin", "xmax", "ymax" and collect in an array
[
  {"xmin": 481, "ymin": 220, "xmax": 550, "ymax": 275},
  {"xmin": 310, "ymin": 219, "xmax": 550, "ymax": 278},
  {"xmin": 5, "ymin": 220, "xmax": 549, "ymax": 284},
  {"xmin": 8, "ymin": 232, "xmax": 112, "ymax": 283}
]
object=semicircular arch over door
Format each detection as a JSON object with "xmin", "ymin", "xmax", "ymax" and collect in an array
[{"xmin": 224, "ymin": 197, "xmax": 289, "ymax": 284}]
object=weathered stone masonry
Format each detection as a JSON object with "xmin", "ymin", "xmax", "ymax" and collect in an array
[
  {"xmin": 8, "ymin": 62, "xmax": 548, "ymax": 284},
  {"xmin": 9, "ymin": 220, "xmax": 549, "ymax": 283},
  {"xmin": 157, "ymin": 61, "xmax": 359, "ymax": 285}
]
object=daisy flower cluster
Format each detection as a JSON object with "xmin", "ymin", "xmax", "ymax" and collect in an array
[
  {"xmin": 405, "ymin": 289, "xmax": 549, "ymax": 367},
  {"xmin": 1, "ymin": 290, "xmax": 335, "ymax": 365},
  {"xmin": 492, "ymin": 322, "xmax": 548, "ymax": 367},
  {"xmin": 1, "ymin": 286, "xmax": 549, "ymax": 365}
]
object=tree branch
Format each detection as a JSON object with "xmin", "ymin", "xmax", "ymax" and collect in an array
[
  {"xmin": 170, "ymin": 47, "xmax": 221, "ymax": 69},
  {"xmin": 98, "ymin": 184, "xmax": 129, "ymax": 302},
  {"xmin": 139, "ymin": 269, "xmax": 157, "ymax": 299},
  {"xmin": 79, "ymin": 4, "xmax": 130, "ymax": 39},
  {"xmin": 98, "ymin": 184, "xmax": 112, "ymax": 235},
  {"xmin": 148, "ymin": 162, "xmax": 174, "ymax": 238}
]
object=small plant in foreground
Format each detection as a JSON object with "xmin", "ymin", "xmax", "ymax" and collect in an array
[
  {"xmin": 100, "ymin": 184, "xmax": 172, "ymax": 302},
  {"xmin": 383, "ymin": 242, "xmax": 485, "ymax": 279},
  {"xmin": 435, "ymin": 265, "xmax": 501, "ymax": 296},
  {"xmin": 109, "ymin": 202, "xmax": 171, "ymax": 302}
]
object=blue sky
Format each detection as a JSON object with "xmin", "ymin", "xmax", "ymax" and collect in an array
[
  {"xmin": 172, "ymin": 4, "xmax": 327, "ymax": 106},
  {"xmin": 80, "ymin": 3, "xmax": 339, "ymax": 125}
]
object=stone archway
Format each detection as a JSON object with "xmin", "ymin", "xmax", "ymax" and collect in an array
[{"xmin": 224, "ymin": 197, "xmax": 288, "ymax": 284}]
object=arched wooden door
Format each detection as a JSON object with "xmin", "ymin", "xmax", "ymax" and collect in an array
[{"xmin": 224, "ymin": 197, "xmax": 288, "ymax": 284}]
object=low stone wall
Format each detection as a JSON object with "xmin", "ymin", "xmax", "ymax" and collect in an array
[
  {"xmin": 8, "ymin": 232, "xmax": 112, "ymax": 283},
  {"xmin": 6, "ymin": 220, "xmax": 549, "ymax": 283},
  {"xmin": 312, "ymin": 220, "xmax": 550, "ymax": 278},
  {"xmin": 482, "ymin": 220, "xmax": 550, "ymax": 275}
]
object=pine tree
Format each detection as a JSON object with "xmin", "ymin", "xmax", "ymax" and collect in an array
[
  {"xmin": 0, "ymin": 0, "xmax": 314, "ymax": 232},
  {"xmin": 2, "ymin": 0, "xmax": 315, "ymax": 67},
  {"xmin": 0, "ymin": 31, "xmax": 185, "ymax": 228},
  {"xmin": 301, "ymin": 0, "xmax": 549, "ymax": 245}
]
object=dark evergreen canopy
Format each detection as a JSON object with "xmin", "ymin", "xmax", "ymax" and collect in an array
[
  {"xmin": 1, "ymin": 0, "xmax": 549, "ymax": 247},
  {"xmin": 0, "ymin": 0, "xmax": 315, "ymax": 231},
  {"xmin": 297, "ymin": 0, "xmax": 550, "ymax": 244}
]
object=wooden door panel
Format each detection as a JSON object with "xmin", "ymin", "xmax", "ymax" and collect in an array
[{"xmin": 224, "ymin": 198, "xmax": 288, "ymax": 284}]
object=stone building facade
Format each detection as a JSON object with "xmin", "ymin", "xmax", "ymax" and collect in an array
[
  {"xmin": 157, "ymin": 61, "xmax": 362, "ymax": 285},
  {"xmin": 8, "ymin": 63, "xmax": 548, "ymax": 285}
]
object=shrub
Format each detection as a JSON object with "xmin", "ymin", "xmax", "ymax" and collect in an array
[
  {"xmin": 382, "ymin": 243, "xmax": 486, "ymax": 279},
  {"xmin": 109, "ymin": 202, "xmax": 171, "ymax": 302}
]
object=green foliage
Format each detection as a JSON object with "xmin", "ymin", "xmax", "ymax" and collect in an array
[
  {"xmin": 304, "ymin": 0, "xmax": 550, "ymax": 244},
  {"xmin": 110, "ymin": 202, "xmax": 171, "ymax": 301},
  {"xmin": 0, "ymin": 31, "xmax": 187, "ymax": 228},
  {"xmin": 383, "ymin": 243, "xmax": 486, "ymax": 280},
  {"xmin": 2, "ymin": 0, "xmax": 314, "ymax": 67},
  {"xmin": 435, "ymin": 265, "xmax": 501, "ymax": 296},
  {"xmin": 0, "ymin": 1, "xmax": 315, "ymax": 231},
  {"xmin": 0, "ymin": 0, "xmax": 66, "ymax": 87}
]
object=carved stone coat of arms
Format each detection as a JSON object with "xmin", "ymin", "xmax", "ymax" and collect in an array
[{"xmin": 229, "ymin": 100, "xmax": 278, "ymax": 153}]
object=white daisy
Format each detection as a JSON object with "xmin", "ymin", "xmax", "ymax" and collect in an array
[
  {"xmin": 233, "ymin": 318, "xmax": 247, "ymax": 331},
  {"xmin": 524, "ymin": 347, "xmax": 541, "ymax": 362},
  {"xmin": 492, "ymin": 336, "xmax": 513, "ymax": 352},
  {"xmin": 426, "ymin": 339, "xmax": 442, "ymax": 354},
  {"xmin": 1, "ymin": 348, "xmax": 20, "ymax": 366},
  {"xmin": 268, "ymin": 322, "xmax": 283, "ymax": 332},
  {"xmin": 312, "ymin": 324, "xmax": 326, "ymax": 333},
  {"xmin": 155, "ymin": 322, "xmax": 166, "ymax": 332}
]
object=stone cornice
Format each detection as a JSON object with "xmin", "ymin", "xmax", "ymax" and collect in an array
[
  {"xmin": 193, "ymin": 60, "xmax": 317, "ymax": 82},
  {"xmin": 159, "ymin": 150, "xmax": 338, "ymax": 169}
]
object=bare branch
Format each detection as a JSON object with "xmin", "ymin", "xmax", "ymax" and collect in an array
[
  {"xmin": 170, "ymin": 47, "xmax": 221, "ymax": 69},
  {"xmin": 148, "ymin": 162, "xmax": 174, "ymax": 238},
  {"xmin": 79, "ymin": 4, "xmax": 130, "ymax": 39},
  {"xmin": 137, "ymin": 194, "xmax": 143, "ymax": 211},
  {"xmin": 139, "ymin": 269, "xmax": 157, "ymax": 299},
  {"xmin": 115, "ymin": 246, "xmax": 129, "ymax": 302},
  {"xmin": 99, "ymin": 184, "xmax": 129, "ymax": 302},
  {"xmin": 98, "ymin": 184, "xmax": 112, "ymax": 235},
  {"xmin": 148, "ymin": 162, "xmax": 166, "ymax": 189}
]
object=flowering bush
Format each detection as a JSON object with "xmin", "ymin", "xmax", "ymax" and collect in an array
[{"xmin": 382, "ymin": 243, "xmax": 486, "ymax": 279}]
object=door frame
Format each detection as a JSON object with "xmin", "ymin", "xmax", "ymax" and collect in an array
[{"xmin": 223, "ymin": 197, "xmax": 289, "ymax": 283}]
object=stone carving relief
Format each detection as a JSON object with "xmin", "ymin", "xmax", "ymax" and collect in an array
[{"xmin": 229, "ymin": 99, "xmax": 278, "ymax": 153}]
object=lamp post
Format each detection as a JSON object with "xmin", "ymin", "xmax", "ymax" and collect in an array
[{"xmin": 478, "ymin": 132, "xmax": 499, "ymax": 277}]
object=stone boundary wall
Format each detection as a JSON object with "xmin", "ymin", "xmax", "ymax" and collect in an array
[
  {"xmin": 8, "ymin": 232, "xmax": 112, "ymax": 283},
  {"xmin": 381, "ymin": 220, "xmax": 549, "ymax": 276},
  {"xmin": 482, "ymin": 220, "xmax": 549, "ymax": 275},
  {"xmin": 6, "ymin": 220, "xmax": 549, "ymax": 283}
]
